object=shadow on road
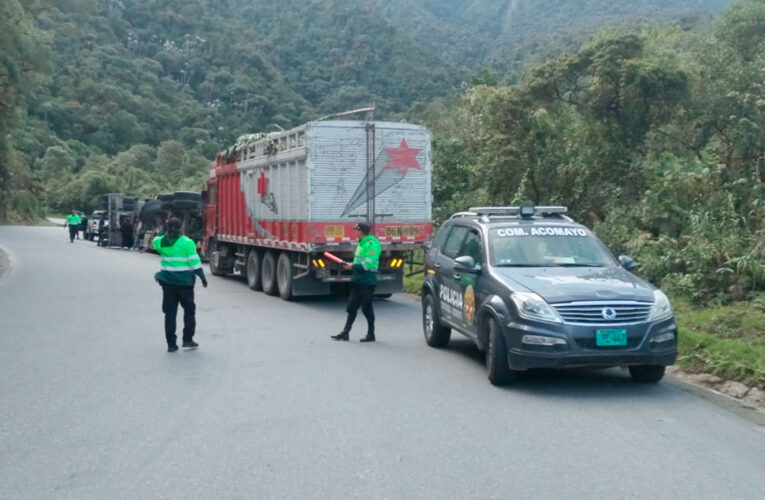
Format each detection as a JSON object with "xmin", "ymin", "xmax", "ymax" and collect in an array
[{"xmin": 441, "ymin": 338, "xmax": 666, "ymax": 401}]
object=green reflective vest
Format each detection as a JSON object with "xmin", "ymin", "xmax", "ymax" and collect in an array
[
  {"xmin": 153, "ymin": 235, "xmax": 206, "ymax": 287},
  {"xmin": 352, "ymin": 235, "xmax": 381, "ymax": 285},
  {"xmin": 66, "ymin": 214, "xmax": 81, "ymax": 225}
]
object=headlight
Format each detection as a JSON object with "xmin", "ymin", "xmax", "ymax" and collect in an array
[
  {"xmin": 510, "ymin": 292, "xmax": 563, "ymax": 324},
  {"xmin": 650, "ymin": 290, "xmax": 673, "ymax": 321}
]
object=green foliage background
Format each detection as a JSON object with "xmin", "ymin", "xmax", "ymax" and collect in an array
[
  {"xmin": 415, "ymin": 1, "xmax": 765, "ymax": 301},
  {"xmin": 2, "ymin": 0, "xmax": 762, "ymax": 301}
]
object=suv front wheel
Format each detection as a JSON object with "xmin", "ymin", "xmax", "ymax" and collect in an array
[
  {"xmin": 422, "ymin": 294, "xmax": 451, "ymax": 347},
  {"xmin": 486, "ymin": 317, "xmax": 519, "ymax": 386}
]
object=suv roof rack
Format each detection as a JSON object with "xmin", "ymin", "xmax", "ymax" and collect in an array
[
  {"xmin": 449, "ymin": 206, "xmax": 571, "ymax": 222},
  {"xmin": 468, "ymin": 206, "xmax": 568, "ymax": 217}
]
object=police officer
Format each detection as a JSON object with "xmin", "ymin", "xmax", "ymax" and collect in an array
[
  {"xmin": 331, "ymin": 222, "xmax": 381, "ymax": 343},
  {"xmin": 153, "ymin": 217, "xmax": 208, "ymax": 352},
  {"xmin": 65, "ymin": 210, "xmax": 81, "ymax": 243}
]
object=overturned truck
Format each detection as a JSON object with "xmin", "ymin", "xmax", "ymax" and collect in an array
[{"xmin": 204, "ymin": 115, "xmax": 433, "ymax": 300}]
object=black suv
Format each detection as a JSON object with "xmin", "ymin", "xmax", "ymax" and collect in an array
[{"xmin": 422, "ymin": 206, "xmax": 677, "ymax": 386}]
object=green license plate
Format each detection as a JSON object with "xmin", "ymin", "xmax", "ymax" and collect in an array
[{"xmin": 595, "ymin": 328, "xmax": 628, "ymax": 347}]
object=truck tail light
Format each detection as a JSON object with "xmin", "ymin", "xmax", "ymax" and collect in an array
[
  {"xmin": 312, "ymin": 258, "xmax": 326, "ymax": 268},
  {"xmin": 390, "ymin": 258, "xmax": 403, "ymax": 268}
]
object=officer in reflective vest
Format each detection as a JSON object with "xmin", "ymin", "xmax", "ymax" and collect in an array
[
  {"xmin": 65, "ymin": 211, "xmax": 81, "ymax": 243},
  {"xmin": 153, "ymin": 217, "xmax": 208, "ymax": 352},
  {"xmin": 332, "ymin": 222, "xmax": 381, "ymax": 343}
]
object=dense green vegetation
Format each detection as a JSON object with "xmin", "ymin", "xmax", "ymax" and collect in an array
[
  {"xmin": 371, "ymin": 0, "xmax": 732, "ymax": 79},
  {"xmin": 1, "ymin": 0, "xmax": 463, "ymax": 218},
  {"xmin": 417, "ymin": 0, "xmax": 764, "ymax": 303}
]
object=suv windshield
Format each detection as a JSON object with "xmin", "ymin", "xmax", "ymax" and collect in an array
[{"xmin": 490, "ymin": 225, "xmax": 615, "ymax": 267}]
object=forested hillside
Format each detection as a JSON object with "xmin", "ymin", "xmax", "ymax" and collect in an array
[
  {"xmin": 1, "ymin": 0, "xmax": 735, "ymax": 221},
  {"xmin": 371, "ymin": 0, "xmax": 733, "ymax": 78},
  {"xmin": 1, "ymin": 0, "xmax": 462, "ymax": 219},
  {"xmin": 418, "ymin": 0, "xmax": 764, "ymax": 300}
]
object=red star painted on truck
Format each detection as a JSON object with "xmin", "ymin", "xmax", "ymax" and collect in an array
[{"xmin": 384, "ymin": 139, "xmax": 421, "ymax": 177}]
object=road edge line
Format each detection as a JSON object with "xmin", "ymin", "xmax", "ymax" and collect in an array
[{"xmin": 667, "ymin": 374, "xmax": 765, "ymax": 427}]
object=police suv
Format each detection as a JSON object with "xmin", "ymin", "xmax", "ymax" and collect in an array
[{"xmin": 421, "ymin": 206, "xmax": 677, "ymax": 386}]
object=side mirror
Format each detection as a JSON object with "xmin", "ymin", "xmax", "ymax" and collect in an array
[
  {"xmin": 455, "ymin": 255, "xmax": 481, "ymax": 274},
  {"xmin": 618, "ymin": 255, "xmax": 638, "ymax": 271}
]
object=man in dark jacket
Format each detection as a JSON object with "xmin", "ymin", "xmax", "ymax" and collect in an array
[
  {"xmin": 153, "ymin": 218, "xmax": 208, "ymax": 352},
  {"xmin": 331, "ymin": 222, "xmax": 382, "ymax": 343}
]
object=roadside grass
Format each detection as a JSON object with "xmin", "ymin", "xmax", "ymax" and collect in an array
[
  {"xmin": 403, "ymin": 273, "xmax": 424, "ymax": 295},
  {"xmin": 674, "ymin": 294, "xmax": 765, "ymax": 389}
]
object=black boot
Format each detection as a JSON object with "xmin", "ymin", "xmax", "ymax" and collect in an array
[
  {"xmin": 331, "ymin": 331, "xmax": 349, "ymax": 341},
  {"xmin": 360, "ymin": 331, "xmax": 376, "ymax": 343}
]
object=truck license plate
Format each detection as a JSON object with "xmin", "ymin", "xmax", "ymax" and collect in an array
[{"xmin": 595, "ymin": 329, "xmax": 627, "ymax": 347}]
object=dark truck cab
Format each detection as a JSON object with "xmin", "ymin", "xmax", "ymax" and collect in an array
[{"xmin": 422, "ymin": 206, "xmax": 677, "ymax": 386}]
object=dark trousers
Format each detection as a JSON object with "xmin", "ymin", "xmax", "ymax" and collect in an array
[
  {"xmin": 343, "ymin": 283, "xmax": 375, "ymax": 334},
  {"xmin": 68, "ymin": 225, "xmax": 78, "ymax": 242},
  {"xmin": 161, "ymin": 285, "xmax": 196, "ymax": 346}
]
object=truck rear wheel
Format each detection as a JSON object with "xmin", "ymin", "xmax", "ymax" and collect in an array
[
  {"xmin": 246, "ymin": 250, "xmax": 262, "ymax": 291},
  {"xmin": 207, "ymin": 241, "xmax": 226, "ymax": 276},
  {"xmin": 261, "ymin": 250, "xmax": 278, "ymax": 295},
  {"xmin": 277, "ymin": 252, "xmax": 294, "ymax": 301}
]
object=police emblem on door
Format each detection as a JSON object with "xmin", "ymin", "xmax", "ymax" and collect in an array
[{"xmin": 463, "ymin": 285, "xmax": 476, "ymax": 326}]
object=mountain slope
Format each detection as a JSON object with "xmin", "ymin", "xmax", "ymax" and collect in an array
[{"xmin": 370, "ymin": 0, "xmax": 734, "ymax": 71}]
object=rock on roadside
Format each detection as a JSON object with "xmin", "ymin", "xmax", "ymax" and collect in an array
[{"xmin": 668, "ymin": 366, "xmax": 764, "ymax": 410}]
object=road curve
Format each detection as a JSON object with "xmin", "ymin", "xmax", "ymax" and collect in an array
[{"xmin": 1, "ymin": 226, "xmax": 764, "ymax": 500}]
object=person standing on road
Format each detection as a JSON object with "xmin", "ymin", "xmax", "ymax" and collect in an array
[
  {"xmin": 331, "ymin": 222, "xmax": 381, "ymax": 343},
  {"xmin": 153, "ymin": 217, "xmax": 207, "ymax": 353},
  {"xmin": 65, "ymin": 210, "xmax": 81, "ymax": 243}
]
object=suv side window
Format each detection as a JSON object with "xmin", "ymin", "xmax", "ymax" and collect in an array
[
  {"xmin": 433, "ymin": 224, "xmax": 451, "ymax": 252},
  {"xmin": 442, "ymin": 226, "xmax": 468, "ymax": 259},
  {"xmin": 460, "ymin": 229, "xmax": 483, "ymax": 265}
]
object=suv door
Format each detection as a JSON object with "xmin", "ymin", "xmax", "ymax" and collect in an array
[
  {"xmin": 436, "ymin": 225, "xmax": 469, "ymax": 330},
  {"xmin": 453, "ymin": 227, "xmax": 485, "ymax": 339}
]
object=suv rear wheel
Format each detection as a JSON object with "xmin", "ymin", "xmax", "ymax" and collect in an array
[
  {"xmin": 486, "ymin": 317, "xmax": 518, "ymax": 386},
  {"xmin": 422, "ymin": 294, "xmax": 451, "ymax": 347},
  {"xmin": 629, "ymin": 365, "xmax": 665, "ymax": 383}
]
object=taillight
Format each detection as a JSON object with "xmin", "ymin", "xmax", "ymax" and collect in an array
[{"xmin": 312, "ymin": 258, "xmax": 326, "ymax": 268}]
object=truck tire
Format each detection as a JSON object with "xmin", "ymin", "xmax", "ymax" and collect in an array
[
  {"xmin": 422, "ymin": 293, "xmax": 451, "ymax": 347},
  {"xmin": 158, "ymin": 193, "xmax": 175, "ymax": 202},
  {"xmin": 486, "ymin": 316, "xmax": 518, "ymax": 386},
  {"xmin": 246, "ymin": 250, "xmax": 262, "ymax": 291},
  {"xmin": 261, "ymin": 250, "xmax": 278, "ymax": 295},
  {"xmin": 140, "ymin": 200, "xmax": 162, "ymax": 219},
  {"xmin": 277, "ymin": 252, "xmax": 294, "ymax": 301},
  {"xmin": 629, "ymin": 365, "xmax": 665, "ymax": 383},
  {"xmin": 207, "ymin": 242, "xmax": 226, "ymax": 276},
  {"xmin": 174, "ymin": 191, "xmax": 202, "ymax": 201},
  {"xmin": 173, "ymin": 199, "xmax": 200, "ymax": 210}
]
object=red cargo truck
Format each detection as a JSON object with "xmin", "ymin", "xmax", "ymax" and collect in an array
[{"xmin": 203, "ymin": 117, "xmax": 433, "ymax": 300}]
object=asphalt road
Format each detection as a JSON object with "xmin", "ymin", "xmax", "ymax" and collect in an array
[{"xmin": 1, "ymin": 226, "xmax": 764, "ymax": 500}]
